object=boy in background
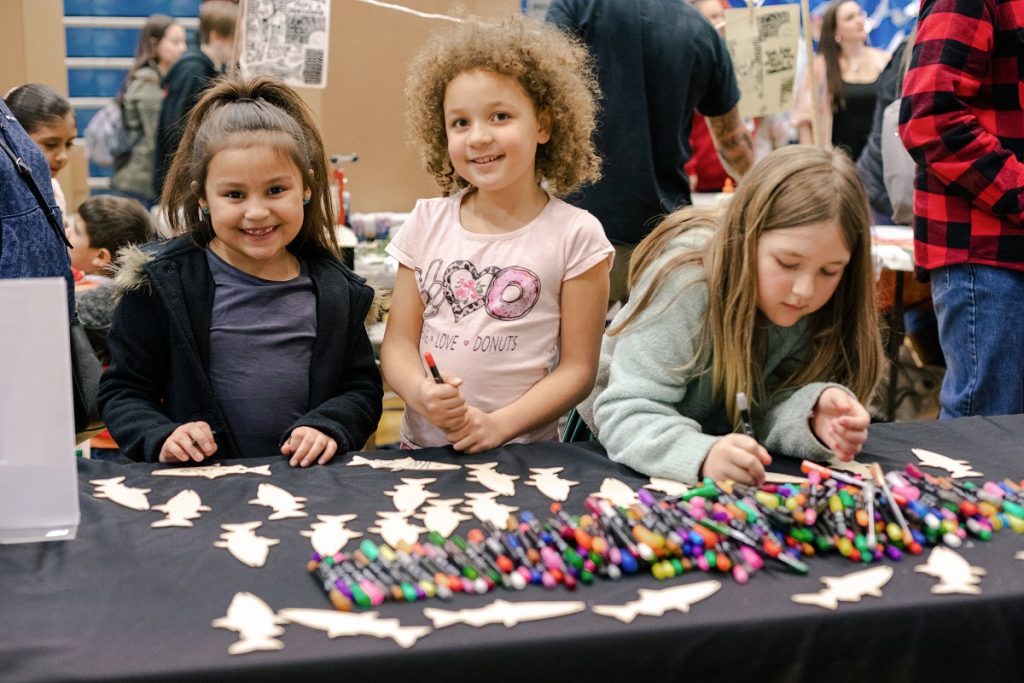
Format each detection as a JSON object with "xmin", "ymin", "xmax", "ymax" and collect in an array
[{"xmin": 68, "ymin": 195, "xmax": 154, "ymax": 364}]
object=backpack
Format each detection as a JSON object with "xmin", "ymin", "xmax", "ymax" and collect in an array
[
  {"xmin": 84, "ymin": 100, "xmax": 135, "ymax": 168},
  {"xmin": 881, "ymin": 99, "xmax": 916, "ymax": 225}
]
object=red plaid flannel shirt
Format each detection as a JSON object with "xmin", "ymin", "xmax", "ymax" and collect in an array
[{"xmin": 899, "ymin": 0, "xmax": 1024, "ymax": 274}]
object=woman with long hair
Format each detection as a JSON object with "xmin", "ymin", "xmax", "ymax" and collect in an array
[
  {"xmin": 794, "ymin": 1, "xmax": 888, "ymax": 160},
  {"xmin": 108, "ymin": 14, "xmax": 187, "ymax": 206}
]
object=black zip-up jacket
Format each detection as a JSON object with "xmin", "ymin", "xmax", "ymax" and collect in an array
[{"xmin": 97, "ymin": 233, "xmax": 383, "ymax": 462}]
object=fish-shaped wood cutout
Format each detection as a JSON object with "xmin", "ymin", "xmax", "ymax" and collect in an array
[
  {"xmin": 415, "ymin": 499, "xmax": 470, "ymax": 538},
  {"xmin": 300, "ymin": 514, "xmax": 362, "ymax": 557},
  {"xmin": 424, "ymin": 599, "xmax": 586, "ymax": 629},
  {"xmin": 385, "ymin": 477, "xmax": 439, "ymax": 513},
  {"xmin": 645, "ymin": 476, "xmax": 690, "ymax": 496},
  {"xmin": 461, "ymin": 492, "xmax": 519, "ymax": 528},
  {"xmin": 90, "ymin": 476, "xmax": 151, "ymax": 511},
  {"xmin": 525, "ymin": 467, "xmax": 579, "ymax": 501},
  {"xmin": 912, "ymin": 448, "xmax": 983, "ymax": 478},
  {"xmin": 914, "ymin": 546, "xmax": 986, "ymax": 595},
  {"xmin": 592, "ymin": 580, "xmax": 721, "ymax": 623},
  {"xmin": 278, "ymin": 608, "xmax": 431, "ymax": 649},
  {"xmin": 368, "ymin": 511, "xmax": 427, "ymax": 548},
  {"xmin": 347, "ymin": 455, "xmax": 461, "ymax": 471},
  {"xmin": 590, "ymin": 477, "xmax": 637, "ymax": 508},
  {"xmin": 151, "ymin": 489, "xmax": 211, "ymax": 528},
  {"xmin": 791, "ymin": 565, "xmax": 894, "ymax": 610},
  {"xmin": 153, "ymin": 463, "xmax": 272, "ymax": 479},
  {"xmin": 214, "ymin": 522, "xmax": 280, "ymax": 568},
  {"xmin": 249, "ymin": 482, "xmax": 307, "ymax": 520},
  {"xmin": 465, "ymin": 462, "xmax": 519, "ymax": 497},
  {"xmin": 212, "ymin": 592, "xmax": 285, "ymax": 655}
]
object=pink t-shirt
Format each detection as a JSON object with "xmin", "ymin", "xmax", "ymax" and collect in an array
[{"xmin": 386, "ymin": 190, "xmax": 613, "ymax": 448}]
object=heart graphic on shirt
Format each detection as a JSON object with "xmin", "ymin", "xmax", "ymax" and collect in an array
[{"xmin": 443, "ymin": 260, "xmax": 499, "ymax": 322}]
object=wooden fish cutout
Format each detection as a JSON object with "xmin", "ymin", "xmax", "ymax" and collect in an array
[
  {"xmin": 829, "ymin": 459, "xmax": 874, "ymax": 480},
  {"xmin": 914, "ymin": 546, "xmax": 986, "ymax": 595},
  {"xmin": 278, "ymin": 608, "xmax": 431, "ymax": 649},
  {"xmin": 153, "ymin": 463, "xmax": 272, "ymax": 479},
  {"xmin": 214, "ymin": 522, "xmax": 280, "ymax": 568},
  {"xmin": 424, "ymin": 599, "xmax": 585, "ymax": 629},
  {"xmin": 590, "ymin": 477, "xmax": 637, "ymax": 508},
  {"xmin": 300, "ymin": 514, "xmax": 362, "ymax": 557},
  {"xmin": 415, "ymin": 499, "xmax": 471, "ymax": 538},
  {"xmin": 465, "ymin": 462, "xmax": 519, "ymax": 497},
  {"xmin": 347, "ymin": 454, "xmax": 461, "ymax": 471},
  {"xmin": 151, "ymin": 489, "xmax": 211, "ymax": 528},
  {"xmin": 90, "ymin": 476, "xmax": 151, "ymax": 511},
  {"xmin": 525, "ymin": 467, "xmax": 579, "ymax": 501},
  {"xmin": 385, "ymin": 477, "xmax": 439, "ymax": 513},
  {"xmin": 249, "ymin": 482, "xmax": 307, "ymax": 520},
  {"xmin": 212, "ymin": 592, "xmax": 285, "ymax": 655},
  {"xmin": 645, "ymin": 476, "xmax": 690, "ymax": 497},
  {"xmin": 368, "ymin": 511, "xmax": 427, "ymax": 548},
  {"xmin": 592, "ymin": 580, "xmax": 721, "ymax": 623},
  {"xmin": 912, "ymin": 448, "xmax": 983, "ymax": 478},
  {"xmin": 461, "ymin": 492, "xmax": 519, "ymax": 529},
  {"xmin": 791, "ymin": 565, "xmax": 894, "ymax": 610}
]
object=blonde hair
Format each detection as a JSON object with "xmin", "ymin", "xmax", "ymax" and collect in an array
[
  {"xmin": 161, "ymin": 75, "xmax": 339, "ymax": 258},
  {"xmin": 405, "ymin": 14, "xmax": 600, "ymax": 196},
  {"xmin": 613, "ymin": 145, "xmax": 883, "ymax": 424}
]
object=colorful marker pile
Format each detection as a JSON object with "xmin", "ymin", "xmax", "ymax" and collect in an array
[{"xmin": 307, "ymin": 460, "xmax": 1024, "ymax": 612}]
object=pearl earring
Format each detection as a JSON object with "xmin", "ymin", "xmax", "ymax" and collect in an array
[{"xmin": 835, "ymin": 34, "xmax": 842, "ymax": 44}]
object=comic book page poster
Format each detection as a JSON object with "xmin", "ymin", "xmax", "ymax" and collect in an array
[
  {"xmin": 723, "ymin": 5, "xmax": 800, "ymax": 118},
  {"xmin": 240, "ymin": 0, "xmax": 330, "ymax": 88}
]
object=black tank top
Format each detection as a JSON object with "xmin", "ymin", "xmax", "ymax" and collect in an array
[{"xmin": 832, "ymin": 79, "xmax": 878, "ymax": 161}]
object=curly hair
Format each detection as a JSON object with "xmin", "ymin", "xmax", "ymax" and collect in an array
[{"xmin": 405, "ymin": 14, "xmax": 601, "ymax": 196}]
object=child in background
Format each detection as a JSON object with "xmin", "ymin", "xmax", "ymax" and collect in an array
[
  {"xmin": 98, "ymin": 75, "xmax": 383, "ymax": 466},
  {"xmin": 578, "ymin": 146, "xmax": 884, "ymax": 485},
  {"xmin": 5, "ymin": 83, "xmax": 76, "ymax": 224},
  {"xmin": 68, "ymin": 195, "xmax": 154, "ymax": 364},
  {"xmin": 382, "ymin": 15, "xmax": 612, "ymax": 453}
]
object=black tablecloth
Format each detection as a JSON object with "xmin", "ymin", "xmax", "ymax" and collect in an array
[{"xmin": 2, "ymin": 416, "xmax": 1024, "ymax": 682}]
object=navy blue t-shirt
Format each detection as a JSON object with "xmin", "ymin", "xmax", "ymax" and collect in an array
[
  {"xmin": 547, "ymin": 0, "xmax": 741, "ymax": 245},
  {"xmin": 206, "ymin": 249, "xmax": 316, "ymax": 458}
]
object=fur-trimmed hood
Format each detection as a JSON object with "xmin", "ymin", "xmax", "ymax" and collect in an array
[{"xmin": 111, "ymin": 241, "xmax": 391, "ymax": 327}]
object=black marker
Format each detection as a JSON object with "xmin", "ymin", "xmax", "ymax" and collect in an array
[{"xmin": 736, "ymin": 391, "xmax": 756, "ymax": 440}]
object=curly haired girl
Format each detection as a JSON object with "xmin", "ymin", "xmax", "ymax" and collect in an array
[{"xmin": 382, "ymin": 14, "xmax": 612, "ymax": 452}]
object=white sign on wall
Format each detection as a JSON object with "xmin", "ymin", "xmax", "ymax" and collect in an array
[
  {"xmin": 240, "ymin": 0, "xmax": 331, "ymax": 88},
  {"xmin": 724, "ymin": 5, "xmax": 801, "ymax": 118}
]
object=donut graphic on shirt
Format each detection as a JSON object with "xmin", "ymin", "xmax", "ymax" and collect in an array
[
  {"xmin": 484, "ymin": 266, "xmax": 541, "ymax": 320},
  {"xmin": 442, "ymin": 260, "xmax": 541, "ymax": 322}
]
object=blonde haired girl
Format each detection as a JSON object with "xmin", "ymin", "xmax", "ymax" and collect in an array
[{"xmin": 579, "ymin": 145, "xmax": 883, "ymax": 484}]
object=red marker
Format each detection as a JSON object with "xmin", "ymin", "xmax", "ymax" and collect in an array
[{"xmin": 424, "ymin": 352, "xmax": 444, "ymax": 384}]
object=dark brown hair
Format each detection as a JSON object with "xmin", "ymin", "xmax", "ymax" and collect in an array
[
  {"xmin": 78, "ymin": 195, "xmax": 153, "ymax": 256},
  {"xmin": 4, "ymin": 83, "xmax": 72, "ymax": 134},
  {"xmin": 161, "ymin": 74, "xmax": 339, "ymax": 258}
]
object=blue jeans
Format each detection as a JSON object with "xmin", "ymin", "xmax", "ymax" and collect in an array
[{"xmin": 930, "ymin": 264, "xmax": 1024, "ymax": 418}]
